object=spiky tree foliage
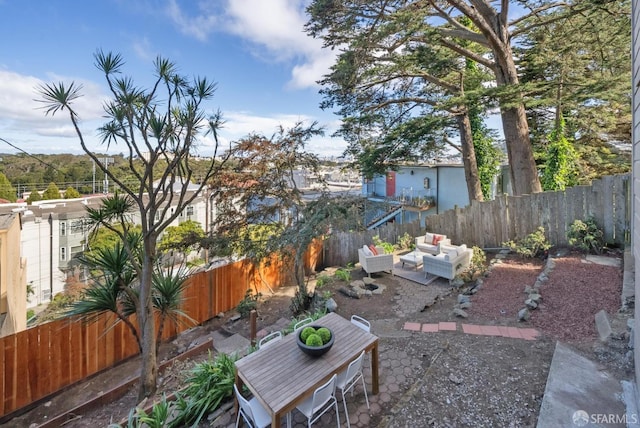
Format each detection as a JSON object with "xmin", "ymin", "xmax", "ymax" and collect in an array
[{"xmin": 37, "ymin": 50, "xmax": 228, "ymax": 399}]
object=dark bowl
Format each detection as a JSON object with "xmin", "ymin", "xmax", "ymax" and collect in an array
[{"xmin": 297, "ymin": 325, "xmax": 334, "ymax": 357}]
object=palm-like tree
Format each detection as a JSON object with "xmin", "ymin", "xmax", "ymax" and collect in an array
[{"xmin": 68, "ymin": 230, "xmax": 193, "ymax": 354}]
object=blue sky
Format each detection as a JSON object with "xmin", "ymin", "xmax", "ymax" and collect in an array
[{"xmin": 0, "ymin": 0, "xmax": 345, "ymax": 157}]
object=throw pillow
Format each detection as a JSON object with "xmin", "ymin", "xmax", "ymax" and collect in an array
[
  {"xmin": 362, "ymin": 245, "xmax": 374, "ymax": 257},
  {"xmin": 432, "ymin": 234, "xmax": 444, "ymax": 245},
  {"xmin": 369, "ymin": 245, "xmax": 379, "ymax": 256},
  {"xmin": 424, "ymin": 232, "xmax": 434, "ymax": 244},
  {"xmin": 447, "ymin": 249, "xmax": 458, "ymax": 259}
]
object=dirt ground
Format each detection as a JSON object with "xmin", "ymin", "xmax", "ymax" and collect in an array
[{"xmin": 5, "ymin": 248, "xmax": 633, "ymax": 427}]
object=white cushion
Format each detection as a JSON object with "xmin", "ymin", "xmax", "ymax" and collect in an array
[
  {"xmin": 424, "ymin": 233, "xmax": 434, "ymax": 244},
  {"xmin": 362, "ymin": 245, "xmax": 374, "ymax": 257},
  {"xmin": 444, "ymin": 249, "xmax": 458, "ymax": 261},
  {"xmin": 458, "ymin": 244, "xmax": 467, "ymax": 251}
]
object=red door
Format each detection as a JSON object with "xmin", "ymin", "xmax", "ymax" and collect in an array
[{"xmin": 386, "ymin": 171, "xmax": 396, "ymax": 197}]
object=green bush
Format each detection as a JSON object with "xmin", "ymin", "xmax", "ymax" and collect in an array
[
  {"xmin": 315, "ymin": 274, "xmax": 332, "ymax": 288},
  {"xmin": 396, "ymin": 232, "xmax": 414, "ymax": 251},
  {"xmin": 567, "ymin": 218, "xmax": 604, "ymax": 254},
  {"xmin": 503, "ymin": 227, "xmax": 551, "ymax": 258},
  {"xmin": 316, "ymin": 327, "xmax": 331, "ymax": 344},
  {"xmin": 372, "ymin": 235, "xmax": 394, "ymax": 254},
  {"xmin": 305, "ymin": 333, "xmax": 323, "ymax": 347},
  {"xmin": 334, "ymin": 268, "xmax": 351, "ymax": 282},
  {"xmin": 460, "ymin": 246, "xmax": 488, "ymax": 282},
  {"xmin": 236, "ymin": 288, "xmax": 261, "ymax": 318}
]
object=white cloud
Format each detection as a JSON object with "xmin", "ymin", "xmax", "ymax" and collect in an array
[
  {"xmin": 165, "ymin": 0, "xmax": 336, "ymax": 89},
  {"xmin": 0, "ymin": 69, "xmax": 106, "ymax": 140},
  {"xmin": 215, "ymin": 111, "xmax": 346, "ymax": 157}
]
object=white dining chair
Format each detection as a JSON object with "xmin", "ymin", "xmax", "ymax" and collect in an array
[
  {"xmin": 292, "ymin": 373, "xmax": 340, "ymax": 428},
  {"xmin": 258, "ymin": 331, "xmax": 283, "ymax": 350},
  {"xmin": 234, "ymin": 384, "xmax": 271, "ymax": 428},
  {"xmin": 336, "ymin": 350, "xmax": 369, "ymax": 428},
  {"xmin": 350, "ymin": 315, "xmax": 371, "ymax": 333},
  {"xmin": 294, "ymin": 317, "xmax": 313, "ymax": 331}
]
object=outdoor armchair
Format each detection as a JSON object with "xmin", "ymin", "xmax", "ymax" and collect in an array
[{"xmin": 358, "ymin": 246, "xmax": 394, "ymax": 278}]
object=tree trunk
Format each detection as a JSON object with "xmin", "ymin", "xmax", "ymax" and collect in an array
[
  {"xmin": 137, "ymin": 254, "xmax": 158, "ymax": 400},
  {"xmin": 489, "ymin": 16, "xmax": 542, "ymax": 196},
  {"xmin": 457, "ymin": 112, "xmax": 484, "ymax": 202}
]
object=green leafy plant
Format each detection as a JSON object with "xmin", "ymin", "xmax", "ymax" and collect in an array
[
  {"xmin": 396, "ymin": 232, "xmax": 414, "ymax": 251},
  {"xmin": 236, "ymin": 288, "xmax": 261, "ymax": 318},
  {"xmin": 372, "ymin": 235, "xmax": 394, "ymax": 254},
  {"xmin": 334, "ymin": 268, "xmax": 351, "ymax": 282},
  {"xmin": 108, "ymin": 395, "xmax": 172, "ymax": 428},
  {"xmin": 503, "ymin": 227, "xmax": 551, "ymax": 258},
  {"xmin": 567, "ymin": 218, "xmax": 604, "ymax": 254},
  {"xmin": 460, "ymin": 246, "xmax": 488, "ymax": 282},
  {"xmin": 171, "ymin": 353, "xmax": 237, "ymax": 427},
  {"xmin": 315, "ymin": 274, "xmax": 332, "ymax": 288}
]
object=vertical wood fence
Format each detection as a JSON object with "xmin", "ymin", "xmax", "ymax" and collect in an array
[
  {"xmin": 324, "ymin": 174, "xmax": 631, "ymax": 266},
  {"xmin": 0, "ymin": 240, "xmax": 323, "ymax": 419}
]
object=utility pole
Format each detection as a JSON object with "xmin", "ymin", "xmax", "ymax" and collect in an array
[{"xmin": 102, "ymin": 158, "xmax": 114, "ymax": 194}]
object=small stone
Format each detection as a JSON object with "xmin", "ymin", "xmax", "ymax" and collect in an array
[
  {"xmin": 457, "ymin": 294, "xmax": 470, "ymax": 304},
  {"xmin": 350, "ymin": 280, "xmax": 366, "ymax": 289},
  {"xmin": 524, "ymin": 286, "xmax": 533, "ymax": 294},
  {"xmin": 453, "ymin": 308, "xmax": 468, "ymax": 318},
  {"xmin": 458, "ymin": 301, "xmax": 472, "ymax": 309},
  {"xmin": 362, "ymin": 277, "xmax": 375, "ymax": 285},
  {"xmin": 449, "ymin": 374, "xmax": 463, "ymax": 385},
  {"xmin": 528, "ymin": 293, "xmax": 542, "ymax": 303},
  {"xmin": 525, "ymin": 299, "xmax": 538, "ymax": 309},
  {"xmin": 451, "ymin": 277, "xmax": 465, "ymax": 288},
  {"xmin": 325, "ymin": 298, "xmax": 338, "ymax": 312},
  {"xmin": 44, "ymin": 401, "xmax": 52, "ymax": 407},
  {"xmin": 217, "ymin": 312, "xmax": 225, "ymax": 318},
  {"xmin": 230, "ymin": 314, "xmax": 241, "ymax": 322},
  {"xmin": 518, "ymin": 308, "xmax": 530, "ymax": 321}
]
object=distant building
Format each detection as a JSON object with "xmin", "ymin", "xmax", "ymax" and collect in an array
[{"xmin": 363, "ymin": 163, "xmax": 511, "ymax": 229}]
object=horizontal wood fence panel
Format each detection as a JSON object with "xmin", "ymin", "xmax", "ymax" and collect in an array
[
  {"xmin": 325, "ymin": 174, "xmax": 630, "ymax": 267},
  {"xmin": 1, "ymin": 241, "xmax": 322, "ymax": 419}
]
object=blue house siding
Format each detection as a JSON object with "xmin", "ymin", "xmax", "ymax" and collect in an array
[{"xmin": 363, "ymin": 164, "xmax": 470, "ymax": 228}]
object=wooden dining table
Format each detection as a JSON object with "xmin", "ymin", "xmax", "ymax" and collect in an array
[{"xmin": 234, "ymin": 312, "xmax": 380, "ymax": 427}]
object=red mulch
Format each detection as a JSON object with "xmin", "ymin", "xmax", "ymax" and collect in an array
[{"xmin": 470, "ymin": 253, "xmax": 623, "ymax": 342}]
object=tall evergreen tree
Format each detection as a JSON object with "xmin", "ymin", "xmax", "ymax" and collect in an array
[
  {"xmin": 41, "ymin": 182, "xmax": 61, "ymax": 200},
  {"xmin": 0, "ymin": 173, "xmax": 17, "ymax": 202}
]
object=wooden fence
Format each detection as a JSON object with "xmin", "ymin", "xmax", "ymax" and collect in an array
[
  {"xmin": 0, "ymin": 240, "xmax": 323, "ymax": 419},
  {"xmin": 324, "ymin": 174, "xmax": 631, "ymax": 266}
]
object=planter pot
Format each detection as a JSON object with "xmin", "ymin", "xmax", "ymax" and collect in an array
[{"xmin": 297, "ymin": 325, "xmax": 334, "ymax": 357}]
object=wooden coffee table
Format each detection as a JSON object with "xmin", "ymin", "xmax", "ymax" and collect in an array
[{"xmin": 399, "ymin": 250, "xmax": 426, "ymax": 270}]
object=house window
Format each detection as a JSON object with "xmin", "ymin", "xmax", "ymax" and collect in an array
[
  {"xmin": 60, "ymin": 247, "xmax": 67, "ymax": 261},
  {"xmin": 60, "ymin": 222, "xmax": 66, "ymax": 236}
]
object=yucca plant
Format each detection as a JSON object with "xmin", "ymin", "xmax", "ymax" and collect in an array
[{"xmin": 169, "ymin": 353, "xmax": 237, "ymax": 427}]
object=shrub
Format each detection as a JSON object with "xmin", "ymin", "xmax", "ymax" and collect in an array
[
  {"xmin": 396, "ymin": 232, "xmax": 414, "ymax": 251},
  {"xmin": 503, "ymin": 227, "xmax": 551, "ymax": 258},
  {"xmin": 236, "ymin": 288, "xmax": 261, "ymax": 318},
  {"xmin": 567, "ymin": 218, "xmax": 604, "ymax": 254},
  {"xmin": 305, "ymin": 333, "xmax": 323, "ymax": 347},
  {"xmin": 315, "ymin": 274, "xmax": 332, "ymax": 288},
  {"xmin": 460, "ymin": 246, "xmax": 488, "ymax": 282},
  {"xmin": 334, "ymin": 268, "xmax": 351, "ymax": 282},
  {"xmin": 372, "ymin": 235, "xmax": 394, "ymax": 254}
]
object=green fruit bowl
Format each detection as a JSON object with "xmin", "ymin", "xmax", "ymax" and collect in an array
[{"xmin": 297, "ymin": 325, "xmax": 334, "ymax": 357}]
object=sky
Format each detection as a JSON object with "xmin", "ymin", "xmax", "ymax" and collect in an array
[{"xmin": 0, "ymin": 0, "xmax": 347, "ymax": 158}]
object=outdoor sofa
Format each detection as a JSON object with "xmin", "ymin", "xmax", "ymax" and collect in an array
[
  {"xmin": 415, "ymin": 232, "xmax": 451, "ymax": 255},
  {"xmin": 422, "ymin": 244, "xmax": 472, "ymax": 280}
]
